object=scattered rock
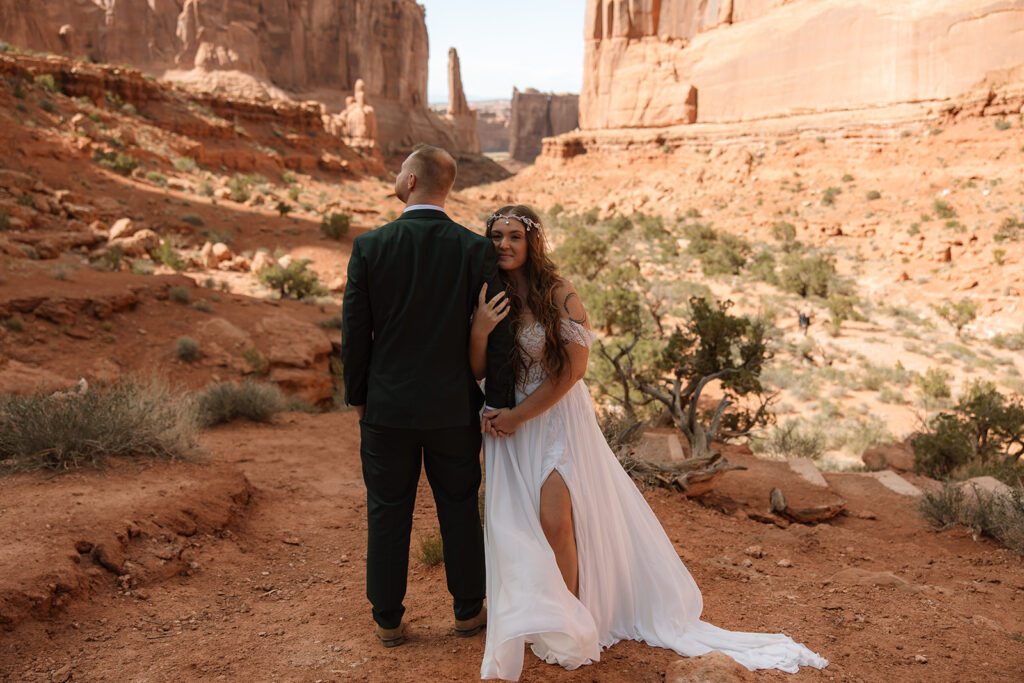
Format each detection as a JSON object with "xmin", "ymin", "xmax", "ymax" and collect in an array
[
  {"xmin": 915, "ymin": 654, "xmax": 927, "ymax": 664},
  {"xmin": 769, "ymin": 487, "xmax": 846, "ymax": 523},
  {"xmin": 108, "ymin": 217, "xmax": 137, "ymax": 240},
  {"xmin": 744, "ymin": 545, "xmax": 764, "ymax": 558},
  {"xmin": 250, "ymin": 251, "xmax": 276, "ymax": 274},
  {"xmin": 109, "ymin": 228, "xmax": 159, "ymax": 257},
  {"xmin": 665, "ymin": 651, "xmax": 755, "ymax": 682},
  {"xmin": 212, "ymin": 242, "xmax": 233, "ymax": 262},
  {"xmin": 777, "ymin": 559, "xmax": 792, "ymax": 568},
  {"xmin": 862, "ymin": 442, "xmax": 915, "ymax": 472}
]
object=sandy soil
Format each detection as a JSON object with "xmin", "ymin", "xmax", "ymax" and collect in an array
[{"xmin": 2, "ymin": 414, "xmax": 1022, "ymax": 682}]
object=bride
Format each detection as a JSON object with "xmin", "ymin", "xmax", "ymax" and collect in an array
[{"xmin": 469, "ymin": 205, "xmax": 828, "ymax": 681}]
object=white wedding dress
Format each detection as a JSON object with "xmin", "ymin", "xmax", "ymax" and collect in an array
[{"xmin": 480, "ymin": 319, "xmax": 828, "ymax": 681}]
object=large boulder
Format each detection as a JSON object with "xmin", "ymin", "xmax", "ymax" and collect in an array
[{"xmin": 862, "ymin": 441, "xmax": 915, "ymax": 472}]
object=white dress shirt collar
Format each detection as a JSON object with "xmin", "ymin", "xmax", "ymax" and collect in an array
[{"xmin": 403, "ymin": 203, "xmax": 446, "ymax": 214}]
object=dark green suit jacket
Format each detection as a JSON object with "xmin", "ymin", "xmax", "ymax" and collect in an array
[{"xmin": 341, "ymin": 209, "xmax": 515, "ymax": 429}]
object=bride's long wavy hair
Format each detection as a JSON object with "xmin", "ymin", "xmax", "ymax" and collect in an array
[{"xmin": 486, "ymin": 205, "xmax": 569, "ymax": 382}]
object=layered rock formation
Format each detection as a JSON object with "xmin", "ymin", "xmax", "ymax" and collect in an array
[
  {"xmin": 509, "ymin": 89, "xmax": 579, "ymax": 163},
  {"xmin": 0, "ymin": 0, "xmax": 475, "ymax": 152},
  {"xmin": 582, "ymin": 0, "xmax": 1024, "ymax": 128},
  {"xmin": 445, "ymin": 48, "xmax": 481, "ymax": 154}
]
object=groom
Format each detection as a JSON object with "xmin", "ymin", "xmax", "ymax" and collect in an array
[{"xmin": 341, "ymin": 145, "xmax": 515, "ymax": 647}]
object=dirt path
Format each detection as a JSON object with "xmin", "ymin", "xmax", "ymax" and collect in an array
[{"xmin": 2, "ymin": 412, "xmax": 1023, "ymax": 682}]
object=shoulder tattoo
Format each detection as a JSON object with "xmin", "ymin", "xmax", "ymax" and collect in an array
[{"xmin": 563, "ymin": 291, "xmax": 587, "ymax": 325}]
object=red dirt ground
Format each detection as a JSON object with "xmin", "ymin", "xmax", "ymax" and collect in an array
[{"xmin": 2, "ymin": 414, "xmax": 1022, "ymax": 682}]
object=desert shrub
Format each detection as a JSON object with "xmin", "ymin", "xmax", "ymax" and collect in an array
[
  {"xmin": 0, "ymin": 379, "xmax": 198, "ymax": 472},
  {"xmin": 821, "ymin": 186, "xmax": 841, "ymax": 206},
  {"xmin": 275, "ymin": 201, "xmax": 293, "ymax": 218},
  {"xmin": 3, "ymin": 316, "xmax": 24, "ymax": 331},
  {"xmin": 287, "ymin": 186, "xmax": 300, "ymax": 201},
  {"xmin": 258, "ymin": 259, "xmax": 328, "ymax": 299},
  {"xmin": 555, "ymin": 224, "xmax": 610, "ymax": 281},
  {"xmin": 841, "ymin": 173, "xmax": 854, "ymax": 182},
  {"xmin": 778, "ymin": 253, "xmax": 840, "ymax": 298},
  {"xmin": 152, "ymin": 239, "xmax": 186, "ymax": 271},
  {"xmin": 916, "ymin": 367, "xmax": 952, "ymax": 401},
  {"xmin": 34, "ymin": 73, "xmax": 59, "ymax": 93},
  {"xmin": 991, "ymin": 327, "xmax": 1024, "ymax": 351},
  {"xmin": 0, "ymin": 212, "xmax": 9, "ymax": 231},
  {"xmin": 280, "ymin": 170, "xmax": 298, "ymax": 185},
  {"xmin": 995, "ymin": 119, "xmax": 1012, "ymax": 131},
  {"xmin": 932, "ymin": 298, "xmax": 977, "ymax": 335},
  {"xmin": 932, "ymin": 199, "xmax": 957, "ymax": 220},
  {"xmin": 175, "ymin": 336, "xmax": 200, "ymax": 361},
  {"xmin": 748, "ymin": 249, "xmax": 778, "ymax": 284},
  {"xmin": 129, "ymin": 258, "xmax": 154, "ymax": 275},
  {"xmin": 752, "ymin": 420, "xmax": 827, "ymax": 460},
  {"xmin": 320, "ymin": 212, "xmax": 351, "ymax": 240},
  {"xmin": 912, "ymin": 381, "xmax": 1024, "ymax": 480},
  {"xmin": 683, "ymin": 224, "xmax": 750, "ymax": 276},
  {"xmin": 919, "ymin": 483, "xmax": 1024, "ymax": 554},
  {"xmin": 859, "ymin": 361, "xmax": 913, "ymax": 391},
  {"xmin": 227, "ymin": 174, "xmax": 254, "ymax": 202},
  {"xmin": 993, "ymin": 248, "xmax": 1006, "ymax": 265},
  {"xmin": 168, "ymin": 286, "xmax": 191, "ymax": 304},
  {"xmin": 417, "ymin": 531, "xmax": 445, "ymax": 567},
  {"xmin": 196, "ymin": 381, "xmax": 286, "ymax": 427},
  {"xmin": 770, "ymin": 221, "xmax": 796, "ymax": 242},
  {"xmin": 91, "ymin": 244, "xmax": 125, "ymax": 272},
  {"xmin": 580, "ymin": 266, "xmax": 644, "ymax": 335},
  {"xmin": 994, "ymin": 216, "xmax": 1022, "ymax": 242},
  {"xmin": 241, "ymin": 348, "xmax": 269, "ymax": 374},
  {"xmin": 173, "ymin": 156, "xmax": 198, "ymax": 173},
  {"xmin": 180, "ymin": 213, "xmax": 204, "ymax": 227},
  {"xmin": 866, "ymin": 190, "xmax": 881, "ymax": 201},
  {"xmin": 145, "ymin": 171, "xmax": 168, "ymax": 187},
  {"xmin": 193, "ymin": 300, "xmax": 212, "ymax": 313},
  {"xmin": 93, "ymin": 150, "xmax": 138, "ymax": 175}
]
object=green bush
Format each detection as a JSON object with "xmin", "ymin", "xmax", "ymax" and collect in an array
[
  {"xmin": 932, "ymin": 199, "xmax": 957, "ymax": 220},
  {"xmin": 168, "ymin": 286, "xmax": 191, "ymax": 305},
  {"xmin": 317, "ymin": 315, "xmax": 344, "ymax": 330},
  {"xmin": 0, "ymin": 212, "xmax": 9, "ymax": 231},
  {"xmin": 912, "ymin": 381, "xmax": 1024, "ymax": 480},
  {"xmin": 320, "ymin": 212, "xmax": 350, "ymax": 239},
  {"xmin": 866, "ymin": 190, "xmax": 881, "ymax": 201},
  {"xmin": 919, "ymin": 483, "xmax": 1024, "ymax": 554},
  {"xmin": 227, "ymin": 174, "xmax": 254, "ymax": 202},
  {"xmin": 180, "ymin": 213, "xmax": 204, "ymax": 227},
  {"xmin": 3, "ymin": 316, "xmax": 24, "ymax": 332},
  {"xmin": 34, "ymin": 73, "xmax": 59, "ymax": 93},
  {"xmin": 778, "ymin": 253, "xmax": 839, "ymax": 298},
  {"xmin": 93, "ymin": 150, "xmax": 139, "ymax": 176},
  {"xmin": 555, "ymin": 225, "xmax": 610, "ymax": 281},
  {"xmin": 752, "ymin": 420, "xmax": 827, "ymax": 460},
  {"xmin": 821, "ymin": 186, "xmax": 841, "ymax": 206},
  {"xmin": 196, "ymin": 381, "xmax": 286, "ymax": 427},
  {"xmin": 258, "ymin": 259, "xmax": 328, "ymax": 299},
  {"xmin": 932, "ymin": 298, "xmax": 977, "ymax": 335},
  {"xmin": 145, "ymin": 171, "xmax": 168, "ymax": 187},
  {"xmin": 771, "ymin": 221, "xmax": 796, "ymax": 242},
  {"xmin": 417, "ymin": 531, "xmax": 445, "ymax": 567},
  {"xmin": 152, "ymin": 239, "xmax": 186, "ymax": 271},
  {"xmin": 175, "ymin": 336, "xmax": 200, "ymax": 361},
  {"xmin": 995, "ymin": 119, "xmax": 1012, "ymax": 131},
  {"xmin": 276, "ymin": 201, "xmax": 293, "ymax": 218},
  {"xmin": 994, "ymin": 216, "xmax": 1022, "ymax": 242},
  {"xmin": 916, "ymin": 367, "xmax": 952, "ymax": 401},
  {"xmin": 0, "ymin": 379, "xmax": 198, "ymax": 472},
  {"xmin": 173, "ymin": 157, "xmax": 198, "ymax": 173},
  {"xmin": 683, "ymin": 224, "xmax": 750, "ymax": 276}
]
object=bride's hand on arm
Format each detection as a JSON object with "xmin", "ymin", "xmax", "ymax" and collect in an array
[
  {"xmin": 483, "ymin": 280, "xmax": 590, "ymax": 434},
  {"xmin": 469, "ymin": 283, "xmax": 510, "ymax": 380}
]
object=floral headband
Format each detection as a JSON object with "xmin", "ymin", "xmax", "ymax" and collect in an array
[{"xmin": 486, "ymin": 213, "xmax": 542, "ymax": 232}]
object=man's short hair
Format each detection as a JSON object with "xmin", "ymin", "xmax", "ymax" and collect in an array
[{"xmin": 408, "ymin": 144, "xmax": 457, "ymax": 197}]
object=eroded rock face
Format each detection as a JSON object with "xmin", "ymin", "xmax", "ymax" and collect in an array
[
  {"xmin": 0, "ymin": 0, "xmax": 428, "ymax": 106},
  {"xmin": 509, "ymin": 88, "xmax": 579, "ymax": 163},
  {"xmin": 445, "ymin": 48, "xmax": 480, "ymax": 154},
  {"xmin": 581, "ymin": 0, "xmax": 1024, "ymax": 128}
]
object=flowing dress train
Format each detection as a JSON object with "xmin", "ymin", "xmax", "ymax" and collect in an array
[{"xmin": 480, "ymin": 320, "xmax": 828, "ymax": 681}]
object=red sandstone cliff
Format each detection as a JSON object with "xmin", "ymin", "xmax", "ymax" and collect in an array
[
  {"xmin": 581, "ymin": 0, "xmax": 1024, "ymax": 128},
  {"xmin": 0, "ymin": 0, "xmax": 471, "ymax": 151},
  {"xmin": 509, "ymin": 89, "xmax": 579, "ymax": 163}
]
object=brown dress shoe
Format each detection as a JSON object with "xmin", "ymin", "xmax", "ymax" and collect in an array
[
  {"xmin": 454, "ymin": 606, "xmax": 487, "ymax": 637},
  {"xmin": 375, "ymin": 622, "xmax": 405, "ymax": 648}
]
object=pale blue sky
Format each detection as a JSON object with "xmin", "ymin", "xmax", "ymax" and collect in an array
[{"xmin": 418, "ymin": 0, "xmax": 587, "ymax": 103}]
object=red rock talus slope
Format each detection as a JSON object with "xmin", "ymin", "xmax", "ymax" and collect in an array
[{"xmin": 581, "ymin": 0, "xmax": 1024, "ymax": 127}]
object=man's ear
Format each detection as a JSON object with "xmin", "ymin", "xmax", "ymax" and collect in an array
[{"xmin": 407, "ymin": 173, "xmax": 417, "ymax": 192}]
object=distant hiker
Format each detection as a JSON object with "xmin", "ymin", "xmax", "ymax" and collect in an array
[{"xmin": 798, "ymin": 310, "xmax": 810, "ymax": 335}]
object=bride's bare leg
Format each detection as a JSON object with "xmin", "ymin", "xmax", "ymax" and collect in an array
[{"xmin": 539, "ymin": 471, "xmax": 578, "ymax": 596}]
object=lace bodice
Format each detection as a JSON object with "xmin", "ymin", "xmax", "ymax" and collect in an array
[{"xmin": 517, "ymin": 319, "xmax": 597, "ymax": 388}]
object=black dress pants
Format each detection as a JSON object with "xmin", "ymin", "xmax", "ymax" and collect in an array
[{"xmin": 359, "ymin": 421, "xmax": 485, "ymax": 629}]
